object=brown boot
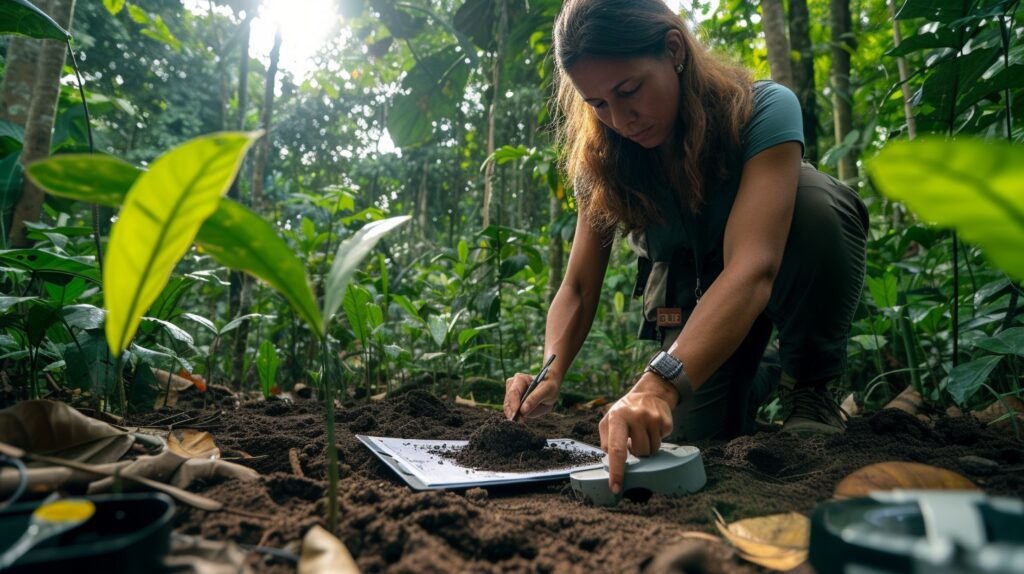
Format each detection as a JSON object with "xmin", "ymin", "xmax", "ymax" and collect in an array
[{"xmin": 778, "ymin": 374, "xmax": 847, "ymax": 435}]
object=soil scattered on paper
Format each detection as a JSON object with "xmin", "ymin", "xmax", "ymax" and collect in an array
[
  {"xmin": 433, "ymin": 418, "xmax": 603, "ymax": 472},
  {"xmin": 143, "ymin": 387, "xmax": 1022, "ymax": 574}
]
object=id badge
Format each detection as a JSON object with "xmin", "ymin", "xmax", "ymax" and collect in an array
[{"xmin": 656, "ymin": 307, "xmax": 683, "ymax": 327}]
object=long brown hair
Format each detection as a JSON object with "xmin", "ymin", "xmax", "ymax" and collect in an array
[{"xmin": 553, "ymin": 0, "xmax": 753, "ymax": 237}]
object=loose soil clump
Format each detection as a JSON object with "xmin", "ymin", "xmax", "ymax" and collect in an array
[
  {"xmin": 438, "ymin": 418, "xmax": 603, "ymax": 472},
  {"xmin": 149, "ymin": 387, "xmax": 1022, "ymax": 573}
]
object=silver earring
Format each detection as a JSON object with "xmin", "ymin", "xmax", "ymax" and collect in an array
[{"xmin": 675, "ymin": 63, "xmax": 685, "ymax": 74}]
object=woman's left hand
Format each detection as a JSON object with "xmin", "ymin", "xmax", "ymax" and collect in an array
[{"xmin": 598, "ymin": 372, "xmax": 677, "ymax": 495}]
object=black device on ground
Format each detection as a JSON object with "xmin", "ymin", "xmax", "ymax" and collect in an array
[
  {"xmin": 809, "ymin": 490, "xmax": 1024, "ymax": 574},
  {"xmin": 0, "ymin": 493, "xmax": 175, "ymax": 573}
]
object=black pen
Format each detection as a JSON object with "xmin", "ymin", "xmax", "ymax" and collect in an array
[{"xmin": 512, "ymin": 353, "xmax": 557, "ymax": 422}]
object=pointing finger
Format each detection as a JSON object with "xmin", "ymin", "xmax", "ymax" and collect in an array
[{"xmin": 606, "ymin": 414, "xmax": 628, "ymax": 495}]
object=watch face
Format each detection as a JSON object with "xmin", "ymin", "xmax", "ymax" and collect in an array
[{"xmin": 652, "ymin": 352, "xmax": 682, "ymax": 378}]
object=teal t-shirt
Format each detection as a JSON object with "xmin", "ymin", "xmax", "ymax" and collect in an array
[{"xmin": 644, "ymin": 80, "xmax": 805, "ymax": 263}]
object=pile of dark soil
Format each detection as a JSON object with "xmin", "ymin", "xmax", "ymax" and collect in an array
[
  {"xmin": 146, "ymin": 387, "xmax": 1023, "ymax": 574},
  {"xmin": 436, "ymin": 418, "xmax": 603, "ymax": 472}
]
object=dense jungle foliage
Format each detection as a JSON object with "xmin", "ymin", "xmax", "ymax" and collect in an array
[{"xmin": 0, "ymin": 0, "xmax": 1022, "ymax": 430}]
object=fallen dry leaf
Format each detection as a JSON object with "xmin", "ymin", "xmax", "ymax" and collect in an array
[
  {"xmin": 0, "ymin": 400, "xmax": 134, "ymax": 464},
  {"xmin": 167, "ymin": 429, "xmax": 220, "ymax": 460},
  {"xmin": 883, "ymin": 385, "xmax": 922, "ymax": 414},
  {"xmin": 834, "ymin": 461, "xmax": 977, "ymax": 499},
  {"xmin": 974, "ymin": 396, "xmax": 1024, "ymax": 434},
  {"xmin": 678, "ymin": 531, "xmax": 723, "ymax": 544},
  {"xmin": 152, "ymin": 368, "xmax": 196, "ymax": 409},
  {"xmin": 840, "ymin": 393, "xmax": 859, "ymax": 417},
  {"xmin": 714, "ymin": 509, "xmax": 808, "ymax": 570},
  {"xmin": 299, "ymin": 525, "xmax": 361, "ymax": 574}
]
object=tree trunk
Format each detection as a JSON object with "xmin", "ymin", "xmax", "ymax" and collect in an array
[
  {"xmin": 250, "ymin": 29, "xmax": 282, "ymax": 209},
  {"xmin": 482, "ymin": 0, "xmax": 506, "ymax": 230},
  {"xmin": 760, "ymin": 0, "xmax": 794, "ymax": 89},
  {"xmin": 788, "ymin": 0, "xmax": 818, "ymax": 161},
  {"xmin": 0, "ymin": 30, "xmax": 44, "ymax": 126},
  {"xmin": 230, "ymin": 14, "xmax": 254, "ymax": 385},
  {"xmin": 8, "ymin": 0, "xmax": 75, "ymax": 248},
  {"xmin": 830, "ymin": 0, "xmax": 857, "ymax": 181},
  {"xmin": 887, "ymin": 0, "xmax": 916, "ymax": 140}
]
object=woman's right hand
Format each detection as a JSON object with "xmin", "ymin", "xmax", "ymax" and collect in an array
[{"xmin": 503, "ymin": 372, "xmax": 561, "ymax": 420}]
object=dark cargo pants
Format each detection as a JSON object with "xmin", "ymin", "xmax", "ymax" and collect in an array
[{"xmin": 656, "ymin": 164, "xmax": 869, "ymax": 441}]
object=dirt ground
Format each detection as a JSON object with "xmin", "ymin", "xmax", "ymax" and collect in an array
[{"xmin": 136, "ymin": 388, "xmax": 1024, "ymax": 573}]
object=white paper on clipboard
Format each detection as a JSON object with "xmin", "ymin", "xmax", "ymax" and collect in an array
[{"xmin": 356, "ymin": 435, "xmax": 605, "ymax": 490}]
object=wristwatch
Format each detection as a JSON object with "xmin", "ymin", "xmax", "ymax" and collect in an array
[{"xmin": 645, "ymin": 351, "xmax": 693, "ymax": 406}]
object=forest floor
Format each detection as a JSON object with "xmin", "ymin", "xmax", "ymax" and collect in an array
[{"xmin": 134, "ymin": 387, "xmax": 1024, "ymax": 573}]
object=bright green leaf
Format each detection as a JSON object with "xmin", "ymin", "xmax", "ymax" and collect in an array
[
  {"xmin": 0, "ymin": 0, "xmax": 69, "ymax": 39},
  {"xmin": 0, "ymin": 249, "xmax": 100, "ymax": 285},
  {"xmin": 197, "ymin": 199, "xmax": 322, "ymax": 336},
  {"xmin": 427, "ymin": 314, "xmax": 447, "ymax": 347},
  {"xmin": 322, "ymin": 215, "xmax": 411, "ymax": 330},
  {"xmin": 866, "ymin": 273, "xmax": 899, "ymax": 310},
  {"xmin": 867, "ymin": 138, "xmax": 1024, "ymax": 282},
  {"xmin": 103, "ymin": 131, "xmax": 260, "ymax": 357},
  {"xmin": 103, "ymin": 0, "xmax": 125, "ymax": 15},
  {"xmin": 26, "ymin": 154, "xmax": 141, "ymax": 206}
]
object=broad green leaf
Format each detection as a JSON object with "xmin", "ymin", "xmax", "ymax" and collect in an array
[
  {"xmin": 26, "ymin": 302, "xmax": 60, "ymax": 347},
  {"xmin": 850, "ymin": 334, "xmax": 888, "ymax": 351},
  {"xmin": 26, "ymin": 154, "xmax": 141, "ymax": 206},
  {"xmin": 0, "ymin": 296, "xmax": 37, "ymax": 312},
  {"xmin": 367, "ymin": 303, "xmax": 384, "ymax": 331},
  {"xmin": 500, "ymin": 254, "xmax": 529, "ymax": 279},
  {"xmin": 895, "ymin": 0, "xmax": 969, "ymax": 22},
  {"xmin": 127, "ymin": 360, "xmax": 161, "ymax": 413},
  {"xmin": 866, "ymin": 273, "xmax": 898, "ymax": 310},
  {"xmin": 975, "ymin": 328, "xmax": 1024, "ymax": 357},
  {"xmin": 30, "ymin": 157, "xmax": 322, "ymax": 335},
  {"xmin": 142, "ymin": 317, "xmax": 195, "ymax": 347},
  {"xmin": 341, "ymin": 284, "xmax": 373, "ymax": 346},
  {"xmin": 457, "ymin": 239, "xmax": 468, "ymax": 263},
  {"xmin": 867, "ymin": 139, "xmax": 1024, "ymax": 282},
  {"xmin": 458, "ymin": 327, "xmax": 480, "ymax": 348},
  {"xmin": 104, "ymin": 131, "xmax": 260, "ymax": 357},
  {"xmin": 0, "ymin": 153, "xmax": 23, "ymax": 212},
  {"xmin": 0, "ymin": 249, "xmax": 100, "ymax": 284},
  {"xmin": 0, "ymin": 0, "xmax": 69, "ymax": 40},
  {"xmin": 103, "ymin": 0, "xmax": 125, "ymax": 15},
  {"xmin": 453, "ymin": 0, "xmax": 495, "ymax": 49},
  {"xmin": 64, "ymin": 330, "xmax": 116, "ymax": 396},
  {"xmin": 220, "ymin": 313, "xmax": 266, "ymax": 334},
  {"xmin": 63, "ymin": 304, "xmax": 105, "ymax": 331},
  {"xmin": 0, "ymin": 120, "xmax": 24, "ymax": 154},
  {"xmin": 387, "ymin": 48, "xmax": 471, "ymax": 148},
  {"xmin": 427, "ymin": 314, "xmax": 447, "ymax": 347},
  {"xmin": 197, "ymin": 199, "xmax": 322, "ymax": 336},
  {"xmin": 147, "ymin": 276, "xmax": 197, "ymax": 322},
  {"xmin": 256, "ymin": 341, "xmax": 280, "ymax": 398},
  {"xmin": 886, "ymin": 27, "xmax": 960, "ymax": 57},
  {"xmin": 322, "ymin": 215, "xmax": 411, "ymax": 330},
  {"xmin": 919, "ymin": 47, "xmax": 1000, "ymax": 122},
  {"xmin": 391, "ymin": 294, "xmax": 423, "ymax": 323},
  {"xmin": 180, "ymin": 312, "xmax": 216, "ymax": 334},
  {"xmin": 947, "ymin": 355, "xmax": 1003, "ymax": 407}
]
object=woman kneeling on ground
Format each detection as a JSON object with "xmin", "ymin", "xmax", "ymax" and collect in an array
[{"xmin": 503, "ymin": 0, "xmax": 869, "ymax": 494}]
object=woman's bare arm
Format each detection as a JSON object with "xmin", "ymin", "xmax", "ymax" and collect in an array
[{"xmin": 504, "ymin": 213, "xmax": 613, "ymax": 418}]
